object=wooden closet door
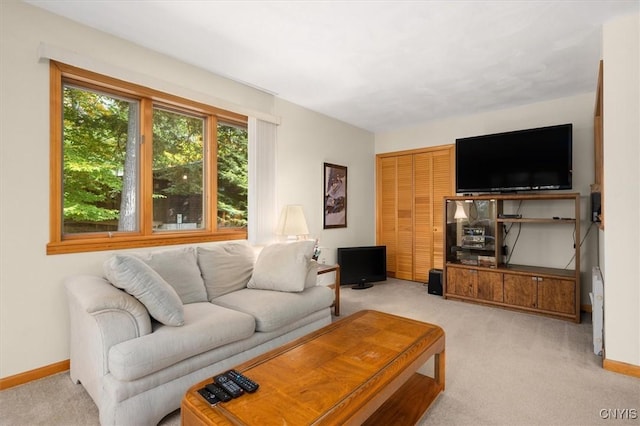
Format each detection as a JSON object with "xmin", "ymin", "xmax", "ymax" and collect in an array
[
  {"xmin": 396, "ymin": 155, "xmax": 414, "ymax": 280},
  {"xmin": 413, "ymin": 153, "xmax": 432, "ymax": 282},
  {"xmin": 376, "ymin": 145, "xmax": 453, "ymax": 282},
  {"xmin": 378, "ymin": 157, "xmax": 398, "ymax": 277},
  {"xmin": 431, "ymin": 149, "xmax": 452, "ymax": 270},
  {"xmin": 413, "ymin": 149, "xmax": 452, "ymax": 281}
]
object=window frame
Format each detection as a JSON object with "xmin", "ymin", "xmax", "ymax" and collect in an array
[{"xmin": 48, "ymin": 61, "xmax": 248, "ymax": 255}]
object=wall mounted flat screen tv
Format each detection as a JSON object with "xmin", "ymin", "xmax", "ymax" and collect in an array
[
  {"xmin": 337, "ymin": 246, "xmax": 386, "ymax": 289},
  {"xmin": 455, "ymin": 123, "xmax": 572, "ymax": 194}
]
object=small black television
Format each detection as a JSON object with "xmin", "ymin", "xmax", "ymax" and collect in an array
[
  {"xmin": 455, "ymin": 123, "xmax": 572, "ymax": 194},
  {"xmin": 337, "ymin": 246, "xmax": 387, "ymax": 290}
]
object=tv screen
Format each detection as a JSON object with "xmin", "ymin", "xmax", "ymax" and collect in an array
[
  {"xmin": 337, "ymin": 246, "xmax": 387, "ymax": 287},
  {"xmin": 455, "ymin": 124, "xmax": 572, "ymax": 194}
]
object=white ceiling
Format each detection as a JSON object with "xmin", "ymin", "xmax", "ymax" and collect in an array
[{"xmin": 26, "ymin": 0, "xmax": 639, "ymax": 132}]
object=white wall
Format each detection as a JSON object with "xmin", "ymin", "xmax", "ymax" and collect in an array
[
  {"xmin": 602, "ymin": 13, "xmax": 640, "ymax": 367},
  {"xmin": 0, "ymin": 1, "xmax": 374, "ymax": 378},
  {"xmin": 375, "ymin": 94, "xmax": 598, "ymax": 305},
  {"xmin": 274, "ymin": 98, "xmax": 376, "ymax": 265}
]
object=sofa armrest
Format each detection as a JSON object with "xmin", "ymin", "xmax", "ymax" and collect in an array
[{"xmin": 64, "ymin": 275, "xmax": 152, "ymax": 405}]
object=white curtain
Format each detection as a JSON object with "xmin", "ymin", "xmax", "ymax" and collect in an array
[{"xmin": 248, "ymin": 118, "xmax": 277, "ymax": 245}]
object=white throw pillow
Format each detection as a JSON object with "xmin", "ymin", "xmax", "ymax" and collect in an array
[
  {"xmin": 104, "ymin": 255, "xmax": 184, "ymax": 326},
  {"xmin": 133, "ymin": 247, "xmax": 207, "ymax": 304},
  {"xmin": 247, "ymin": 240, "xmax": 315, "ymax": 292},
  {"xmin": 197, "ymin": 241, "xmax": 256, "ymax": 301}
]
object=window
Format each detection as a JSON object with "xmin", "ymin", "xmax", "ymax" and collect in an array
[
  {"xmin": 48, "ymin": 61, "xmax": 248, "ymax": 254},
  {"xmin": 217, "ymin": 122, "xmax": 248, "ymax": 228},
  {"xmin": 151, "ymin": 107, "xmax": 205, "ymax": 232}
]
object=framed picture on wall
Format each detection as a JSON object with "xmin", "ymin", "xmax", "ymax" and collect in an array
[{"xmin": 323, "ymin": 162, "xmax": 347, "ymax": 229}]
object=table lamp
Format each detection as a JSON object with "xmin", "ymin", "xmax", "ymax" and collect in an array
[{"xmin": 277, "ymin": 205, "xmax": 309, "ymax": 240}]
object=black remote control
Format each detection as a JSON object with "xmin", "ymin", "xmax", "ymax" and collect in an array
[
  {"xmin": 205, "ymin": 383, "xmax": 232, "ymax": 402},
  {"xmin": 227, "ymin": 369, "xmax": 259, "ymax": 393},
  {"xmin": 214, "ymin": 374, "xmax": 244, "ymax": 398},
  {"xmin": 197, "ymin": 387, "xmax": 220, "ymax": 405}
]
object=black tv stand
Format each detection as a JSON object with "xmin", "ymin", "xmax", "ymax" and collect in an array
[{"xmin": 352, "ymin": 279, "xmax": 374, "ymax": 290}]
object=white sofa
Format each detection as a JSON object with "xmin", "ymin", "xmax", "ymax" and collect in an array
[{"xmin": 65, "ymin": 240, "xmax": 334, "ymax": 426}]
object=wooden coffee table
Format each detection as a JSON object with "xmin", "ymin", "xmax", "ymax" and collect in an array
[{"xmin": 181, "ymin": 310, "xmax": 445, "ymax": 426}]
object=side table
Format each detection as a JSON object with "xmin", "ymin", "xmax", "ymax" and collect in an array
[{"xmin": 317, "ymin": 263, "xmax": 340, "ymax": 316}]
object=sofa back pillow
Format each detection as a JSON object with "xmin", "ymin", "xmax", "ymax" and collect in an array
[
  {"xmin": 133, "ymin": 247, "xmax": 207, "ymax": 304},
  {"xmin": 197, "ymin": 241, "xmax": 255, "ymax": 301},
  {"xmin": 247, "ymin": 240, "xmax": 315, "ymax": 292},
  {"xmin": 104, "ymin": 255, "xmax": 184, "ymax": 326}
]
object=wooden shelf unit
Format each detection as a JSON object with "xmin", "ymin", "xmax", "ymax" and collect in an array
[{"xmin": 443, "ymin": 192, "xmax": 581, "ymax": 323}]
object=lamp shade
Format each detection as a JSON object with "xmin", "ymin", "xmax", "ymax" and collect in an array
[
  {"xmin": 454, "ymin": 201, "xmax": 468, "ymax": 220},
  {"xmin": 277, "ymin": 205, "xmax": 309, "ymax": 237}
]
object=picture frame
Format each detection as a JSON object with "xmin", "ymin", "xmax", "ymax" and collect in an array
[{"xmin": 323, "ymin": 162, "xmax": 347, "ymax": 229}]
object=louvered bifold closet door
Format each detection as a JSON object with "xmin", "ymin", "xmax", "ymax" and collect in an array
[
  {"xmin": 413, "ymin": 153, "xmax": 433, "ymax": 282},
  {"xmin": 378, "ymin": 156, "xmax": 398, "ymax": 277},
  {"xmin": 376, "ymin": 146, "xmax": 453, "ymax": 282},
  {"xmin": 396, "ymin": 155, "xmax": 414, "ymax": 280},
  {"xmin": 431, "ymin": 150, "xmax": 453, "ymax": 270}
]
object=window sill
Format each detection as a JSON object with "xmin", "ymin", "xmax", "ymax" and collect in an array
[{"xmin": 46, "ymin": 230, "xmax": 248, "ymax": 255}]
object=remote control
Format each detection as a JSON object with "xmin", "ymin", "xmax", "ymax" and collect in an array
[
  {"xmin": 227, "ymin": 369, "xmax": 259, "ymax": 393},
  {"xmin": 205, "ymin": 383, "xmax": 232, "ymax": 402},
  {"xmin": 197, "ymin": 387, "xmax": 220, "ymax": 405},
  {"xmin": 214, "ymin": 374, "xmax": 244, "ymax": 398}
]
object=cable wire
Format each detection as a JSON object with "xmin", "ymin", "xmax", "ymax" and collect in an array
[{"xmin": 564, "ymin": 221, "xmax": 595, "ymax": 269}]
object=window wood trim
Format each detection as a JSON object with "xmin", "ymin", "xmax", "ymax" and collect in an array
[
  {"xmin": 47, "ymin": 61, "xmax": 248, "ymax": 255},
  {"xmin": 49, "ymin": 61, "xmax": 64, "ymax": 246},
  {"xmin": 592, "ymin": 59, "xmax": 604, "ymax": 229}
]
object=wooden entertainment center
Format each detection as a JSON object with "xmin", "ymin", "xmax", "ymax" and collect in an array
[{"xmin": 443, "ymin": 192, "xmax": 581, "ymax": 323}]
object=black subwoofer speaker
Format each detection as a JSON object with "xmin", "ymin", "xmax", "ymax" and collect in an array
[{"xmin": 428, "ymin": 269, "xmax": 443, "ymax": 296}]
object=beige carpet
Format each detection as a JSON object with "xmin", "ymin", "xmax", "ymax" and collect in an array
[{"xmin": 1, "ymin": 279, "xmax": 638, "ymax": 425}]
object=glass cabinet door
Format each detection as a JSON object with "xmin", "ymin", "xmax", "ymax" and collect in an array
[{"xmin": 445, "ymin": 199, "xmax": 498, "ymax": 267}]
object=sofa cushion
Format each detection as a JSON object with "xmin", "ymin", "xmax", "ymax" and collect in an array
[
  {"xmin": 247, "ymin": 240, "xmax": 315, "ymax": 292},
  {"xmin": 108, "ymin": 303, "xmax": 256, "ymax": 381},
  {"xmin": 103, "ymin": 255, "xmax": 184, "ymax": 326},
  {"xmin": 133, "ymin": 247, "xmax": 207, "ymax": 304},
  {"xmin": 197, "ymin": 241, "xmax": 255, "ymax": 301},
  {"xmin": 212, "ymin": 286, "xmax": 334, "ymax": 332}
]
